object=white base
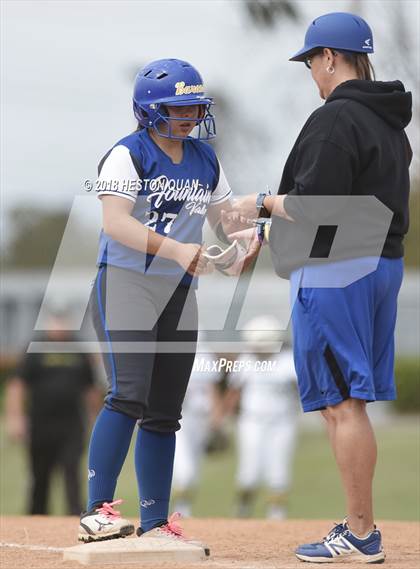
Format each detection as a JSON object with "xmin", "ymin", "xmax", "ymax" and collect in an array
[{"xmin": 63, "ymin": 536, "xmax": 208, "ymax": 565}]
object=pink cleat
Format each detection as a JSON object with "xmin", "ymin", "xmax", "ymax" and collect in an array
[
  {"xmin": 78, "ymin": 499, "xmax": 135, "ymax": 542},
  {"xmin": 137, "ymin": 512, "xmax": 210, "ymax": 556}
]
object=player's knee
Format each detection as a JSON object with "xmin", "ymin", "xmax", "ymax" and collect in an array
[
  {"xmin": 320, "ymin": 409, "xmax": 330, "ymax": 422},
  {"xmin": 326, "ymin": 397, "xmax": 366, "ymax": 422},
  {"xmin": 105, "ymin": 398, "xmax": 144, "ymax": 420},
  {"xmin": 140, "ymin": 415, "xmax": 180, "ymax": 433}
]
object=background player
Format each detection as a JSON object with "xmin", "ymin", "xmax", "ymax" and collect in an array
[
  {"xmin": 224, "ymin": 316, "xmax": 298, "ymax": 519},
  {"xmin": 78, "ymin": 59, "xmax": 245, "ymax": 546},
  {"xmin": 5, "ymin": 308, "xmax": 102, "ymax": 515},
  {"xmin": 172, "ymin": 335, "xmax": 226, "ymax": 517}
]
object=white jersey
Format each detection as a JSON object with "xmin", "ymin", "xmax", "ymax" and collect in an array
[
  {"xmin": 182, "ymin": 354, "xmax": 222, "ymax": 415},
  {"xmin": 174, "ymin": 353, "xmax": 223, "ymax": 493},
  {"xmin": 229, "ymin": 350, "xmax": 297, "ymax": 417}
]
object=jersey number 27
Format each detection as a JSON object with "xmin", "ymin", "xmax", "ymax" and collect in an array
[{"xmin": 144, "ymin": 211, "xmax": 178, "ymax": 234}]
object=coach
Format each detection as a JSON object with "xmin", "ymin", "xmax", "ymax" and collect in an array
[{"xmin": 230, "ymin": 12, "xmax": 412, "ymax": 564}]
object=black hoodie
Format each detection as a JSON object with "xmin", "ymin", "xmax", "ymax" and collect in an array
[{"xmin": 270, "ymin": 80, "xmax": 412, "ymax": 278}]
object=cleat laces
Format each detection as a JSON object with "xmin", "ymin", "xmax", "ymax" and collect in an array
[
  {"xmin": 324, "ymin": 522, "xmax": 347, "ymax": 543},
  {"xmin": 160, "ymin": 512, "xmax": 185, "ymax": 538},
  {"xmin": 95, "ymin": 499, "xmax": 123, "ymax": 520}
]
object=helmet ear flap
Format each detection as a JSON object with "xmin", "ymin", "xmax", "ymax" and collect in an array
[{"xmin": 133, "ymin": 101, "xmax": 150, "ymax": 125}]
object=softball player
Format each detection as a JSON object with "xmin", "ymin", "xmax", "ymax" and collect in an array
[
  {"xmin": 228, "ymin": 316, "xmax": 298, "ymax": 520},
  {"xmin": 172, "ymin": 342, "xmax": 224, "ymax": 517},
  {"xmin": 78, "ymin": 59, "xmax": 236, "ymax": 546},
  {"xmin": 229, "ymin": 12, "xmax": 412, "ymax": 564}
]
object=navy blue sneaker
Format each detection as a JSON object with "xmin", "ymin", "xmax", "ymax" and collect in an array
[{"xmin": 295, "ymin": 520, "xmax": 385, "ymax": 563}]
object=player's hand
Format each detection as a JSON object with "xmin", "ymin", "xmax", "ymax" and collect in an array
[
  {"xmin": 220, "ymin": 209, "xmax": 253, "ymax": 236},
  {"xmin": 175, "ymin": 243, "xmax": 214, "ymax": 276},
  {"xmin": 230, "ymin": 194, "xmax": 260, "ymax": 220},
  {"xmin": 228, "ymin": 227, "xmax": 261, "ymax": 272}
]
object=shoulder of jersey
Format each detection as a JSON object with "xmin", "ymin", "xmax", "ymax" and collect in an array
[
  {"xmin": 112, "ymin": 129, "xmax": 146, "ymax": 152},
  {"xmin": 188, "ymin": 137, "xmax": 217, "ymax": 158}
]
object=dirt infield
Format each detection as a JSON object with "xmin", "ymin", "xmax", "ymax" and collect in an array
[{"xmin": 1, "ymin": 517, "xmax": 419, "ymax": 569}]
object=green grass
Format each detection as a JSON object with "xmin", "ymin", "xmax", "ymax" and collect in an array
[{"xmin": 1, "ymin": 420, "xmax": 419, "ymax": 520}]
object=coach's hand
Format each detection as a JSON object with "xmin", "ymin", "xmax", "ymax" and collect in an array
[
  {"xmin": 230, "ymin": 194, "xmax": 259, "ymax": 219},
  {"xmin": 176, "ymin": 243, "xmax": 214, "ymax": 276}
]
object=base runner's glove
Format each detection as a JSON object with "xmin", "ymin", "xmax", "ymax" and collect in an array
[{"xmin": 203, "ymin": 240, "xmax": 247, "ymax": 276}]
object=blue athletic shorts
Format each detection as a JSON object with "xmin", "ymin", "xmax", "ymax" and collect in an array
[{"xmin": 290, "ymin": 257, "xmax": 404, "ymax": 413}]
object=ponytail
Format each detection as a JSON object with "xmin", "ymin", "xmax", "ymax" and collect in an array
[{"xmin": 341, "ymin": 52, "xmax": 375, "ymax": 80}]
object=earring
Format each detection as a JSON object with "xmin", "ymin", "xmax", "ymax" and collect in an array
[{"xmin": 326, "ymin": 65, "xmax": 335, "ymax": 74}]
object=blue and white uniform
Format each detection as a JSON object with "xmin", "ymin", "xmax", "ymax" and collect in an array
[
  {"xmin": 83, "ymin": 58, "xmax": 232, "ymax": 542},
  {"xmin": 96, "ymin": 129, "xmax": 231, "ymax": 287},
  {"xmin": 90, "ymin": 127, "xmax": 231, "ymax": 424}
]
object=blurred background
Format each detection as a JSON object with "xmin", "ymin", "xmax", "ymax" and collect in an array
[{"xmin": 1, "ymin": 0, "xmax": 419, "ymax": 520}]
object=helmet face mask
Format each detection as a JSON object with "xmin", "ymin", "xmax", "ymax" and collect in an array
[
  {"xmin": 134, "ymin": 100, "xmax": 216, "ymax": 141},
  {"xmin": 132, "ymin": 59, "xmax": 216, "ymax": 141}
]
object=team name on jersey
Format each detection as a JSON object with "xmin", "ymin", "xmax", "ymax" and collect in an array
[
  {"xmin": 175, "ymin": 81, "xmax": 205, "ymax": 96},
  {"xmin": 146, "ymin": 175, "xmax": 211, "ymax": 216}
]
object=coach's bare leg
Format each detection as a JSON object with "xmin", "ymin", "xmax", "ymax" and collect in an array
[
  {"xmin": 323, "ymin": 398, "xmax": 377, "ymax": 537},
  {"xmin": 321, "ymin": 409, "xmax": 336, "ymax": 452}
]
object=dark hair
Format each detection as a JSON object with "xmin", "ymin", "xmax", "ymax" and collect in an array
[
  {"xmin": 339, "ymin": 51, "xmax": 375, "ymax": 81},
  {"xmin": 312, "ymin": 48, "xmax": 376, "ymax": 80}
]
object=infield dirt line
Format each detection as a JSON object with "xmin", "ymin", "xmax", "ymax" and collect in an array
[
  {"xmin": 0, "ymin": 541, "xmax": 65, "ymax": 552},
  {"xmin": 211, "ymin": 564, "xmax": 295, "ymax": 569}
]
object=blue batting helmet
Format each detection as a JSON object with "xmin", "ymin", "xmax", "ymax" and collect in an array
[
  {"xmin": 133, "ymin": 58, "xmax": 216, "ymax": 140},
  {"xmin": 290, "ymin": 12, "xmax": 374, "ymax": 62}
]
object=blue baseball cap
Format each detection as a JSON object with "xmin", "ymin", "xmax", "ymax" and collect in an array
[{"xmin": 290, "ymin": 12, "xmax": 374, "ymax": 61}]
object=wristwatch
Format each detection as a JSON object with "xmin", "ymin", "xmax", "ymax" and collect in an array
[{"xmin": 256, "ymin": 191, "xmax": 271, "ymax": 218}]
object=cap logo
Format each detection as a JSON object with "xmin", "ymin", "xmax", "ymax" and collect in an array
[
  {"xmin": 175, "ymin": 81, "xmax": 204, "ymax": 96},
  {"xmin": 362, "ymin": 38, "xmax": 372, "ymax": 49}
]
